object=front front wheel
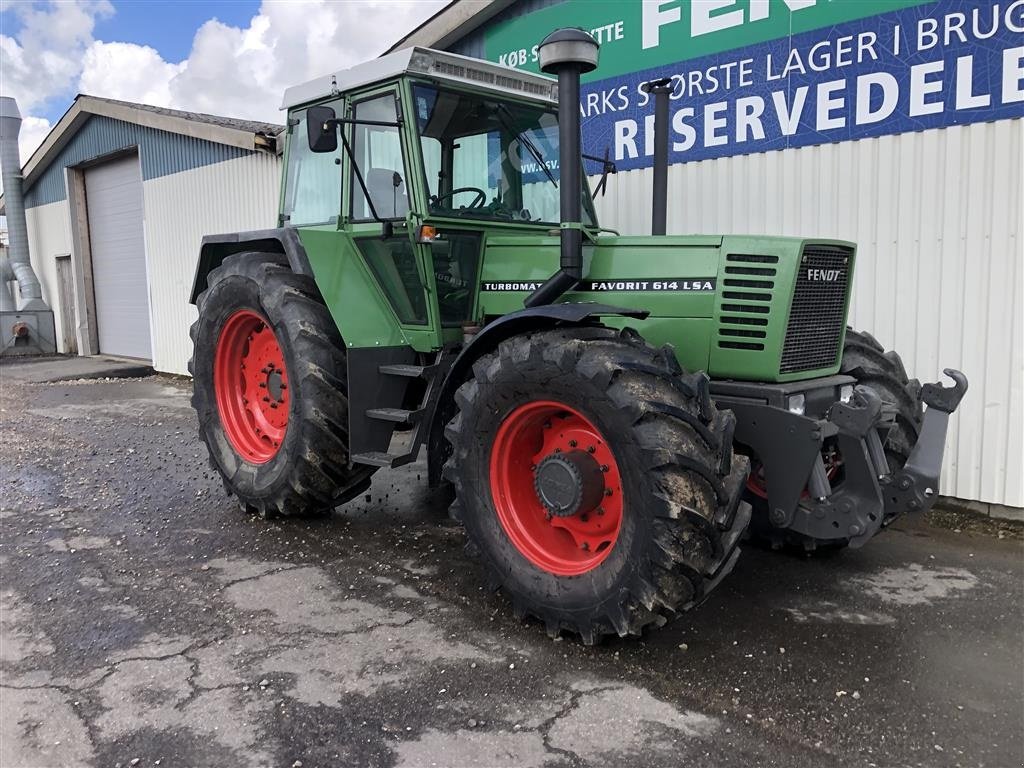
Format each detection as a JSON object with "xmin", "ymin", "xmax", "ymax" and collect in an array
[
  {"xmin": 189, "ymin": 253, "xmax": 374, "ymax": 517},
  {"xmin": 444, "ymin": 327, "xmax": 750, "ymax": 643}
]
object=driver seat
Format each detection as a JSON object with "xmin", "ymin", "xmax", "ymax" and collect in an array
[{"xmin": 365, "ymin": 168, "xmax": 409, "ymax": 218}]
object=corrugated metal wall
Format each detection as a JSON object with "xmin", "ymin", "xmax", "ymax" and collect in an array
[
  {"xmin": 142, "ymin": 152, "xmax": 282, "ymax": 375},
  {"xmin": 590, "ymin": 119, "xmax": 1024, "ymax": 508}
]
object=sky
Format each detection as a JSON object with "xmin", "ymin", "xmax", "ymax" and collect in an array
[{"xmin": 0, "ymin": 0, "xmax": 448, "ymax": 165}]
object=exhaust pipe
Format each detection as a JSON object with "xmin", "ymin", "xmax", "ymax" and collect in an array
[
  {"xmin": 641, "ymin": 77, "xmax": 673, "ymax": 236},
  {"xmin": 524, "ymin": 28, "xmax": 599, "ymax": 309},
  {"xmin": 0, "ymin": 96, "xmax": 47, "ymax": 310}
]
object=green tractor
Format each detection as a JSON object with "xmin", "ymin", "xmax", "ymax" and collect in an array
[{"xmin": 189, "ymin": 30, "xmax": 966, "ymax": 643}]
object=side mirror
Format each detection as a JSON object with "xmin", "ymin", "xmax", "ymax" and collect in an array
[{"xmin": 306, "ymin": 105, "xmax": 338, "ymax": 153}]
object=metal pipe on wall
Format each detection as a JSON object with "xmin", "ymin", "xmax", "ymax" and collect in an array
[{"xmin": 0, "ymin": 96, "xmax": 47, "ymax": 309}]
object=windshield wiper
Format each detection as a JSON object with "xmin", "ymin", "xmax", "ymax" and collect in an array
[{"xmin": 495, "ymin": 105, "xmax": 558, "ymax": 188}]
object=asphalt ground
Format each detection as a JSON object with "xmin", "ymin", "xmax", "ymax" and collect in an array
[{"xmin": 1, "ymin": 363, "xmax": 1022, "ymax": 768}]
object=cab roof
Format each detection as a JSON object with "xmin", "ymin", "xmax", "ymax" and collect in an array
[{"xmin": 280, "ymin": 46, "xmax": 557, "ymax": 110}]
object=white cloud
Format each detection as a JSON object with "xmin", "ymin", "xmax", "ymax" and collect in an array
[
  {"xmin": 0, "ymin": 0, "xmax": 446, "ymax": 164},
  {"xmin": 0, "ymin": 0, "xmax": 113, "ymax": 113},
  {"xmin": 1, "ymin": 0, "xmax": 113, "ymax": 162},
  {"xmin": 93, "ymin": 0, "xmax": 449, "ymax": 124},
  {"xmin": 18, "ymin": 116, "xmax": 53, "ymax": 165},
  {"xmin": 78, "ymin": 42, "xmax": 185, "ymax": 108}
]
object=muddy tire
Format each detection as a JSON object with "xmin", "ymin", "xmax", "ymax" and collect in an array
[
  {"xmin": 840, "ymin": 328, "xmax": 923, "ymax": 468},
  {"xmin": 443, "ymin": 327, "xmax": 750, "ymax": 643},
  {"xmin": 189, "ymin": 253, "xmax": 374, "ymax": 516},
  {"xmin": 746, "ymin": 327, "xmax": 924, "ymax": 551}
]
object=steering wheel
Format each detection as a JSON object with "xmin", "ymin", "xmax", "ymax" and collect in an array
[{"xmin": 431, "ymin": 187, "xmax": 487, "ymax": 210}]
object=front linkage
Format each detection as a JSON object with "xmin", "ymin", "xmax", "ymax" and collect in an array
[{"xmin": 715, "ymin": 368, "xmax": 967, "ymax": 548}]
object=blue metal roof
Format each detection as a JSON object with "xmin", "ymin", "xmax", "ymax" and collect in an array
[{"xmin": 25, "ymin": 114, "xmax": 258, "ymax": 209}]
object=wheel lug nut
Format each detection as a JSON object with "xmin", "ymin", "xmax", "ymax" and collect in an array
[
  {"xmin": 604, "ymin": 489, "xmax": 612, "ymax": 497},
  {"xmin": 588, "ymin": 445, "xmax": 596, "ymax": 453},
  {"xmin": 580, "ymin": 513, "xmax": 589, "ymax": 522},
  {"xmin": 597, "ymin": 507, "xmax": 605, "ymax": 515},
  {"xmin": 263, "ymin": 397, "xmax": 270, "ymax": 402},
  {"xmin": 581, "ymin": 542, "xmax": 590, "ymax": 551},
  {"xmin": 569, "ymin": 439, "xmax": 577, "ymax": 447},
  {"xmin": 600, "ymin": 464, "xmax": 609, "ymax": 472},
  {"xmin": 280, "ymin": 383, "xmax": 287, "ymax": 390}
]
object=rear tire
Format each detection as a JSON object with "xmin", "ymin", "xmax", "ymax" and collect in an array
[
  {"xmin": 189, "ymin": 253, "xmax": 374, "ymax": 517},
  {"xmin": 444, "ymin": 327, "xmax": 750, "ymax": 643},
  {"xmin": 746, "ymin": 327, "xmax": 923, "ymax": 551}
]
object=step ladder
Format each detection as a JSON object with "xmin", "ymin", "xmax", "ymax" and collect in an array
[{"xmin": 350, "ymin": 354, "xmax": 451, "ymax": 469}]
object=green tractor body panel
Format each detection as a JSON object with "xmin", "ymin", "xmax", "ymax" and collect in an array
[{"xmin": 298, "ymin": 219, "xmax": 856, "ymax": 383}]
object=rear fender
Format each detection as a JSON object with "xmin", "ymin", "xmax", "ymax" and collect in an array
[
  {"xmin": 426, "ymin": 303, "xmax": 648, "ymax": 487},
  {"xmin": 190, "ymin": 228, "xmax": 313, "ymax": 304}
]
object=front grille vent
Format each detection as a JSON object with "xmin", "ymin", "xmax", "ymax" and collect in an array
[
  {"xmin": 779, "ymin": 245, "xmax": 853, "ymax": 373},
  {"xmin": 718, "ymin": 254, "xmax": 777, "ymax": 352}
]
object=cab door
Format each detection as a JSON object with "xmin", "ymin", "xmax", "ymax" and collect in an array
[{"xmin": 344, "ymin": 86, "xmax": 441, "ymax": 352}]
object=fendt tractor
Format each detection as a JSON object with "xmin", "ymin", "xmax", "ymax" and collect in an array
[{"xmin": 189, "ymin": 30, "xmax": 967, "ymax": 643}]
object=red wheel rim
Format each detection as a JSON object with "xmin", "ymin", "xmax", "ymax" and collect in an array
[
  {"xmin": 489, "ymin": 400, "xmax": 623, "ymax": 576},
  {"xmin": 214, "ymin": 310, "xmax": 289, "ymax": 464}
]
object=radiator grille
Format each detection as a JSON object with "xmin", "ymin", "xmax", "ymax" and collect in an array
[
  {"xmin": 717, "ymin": 254, "xmax": 777, "ymax": 351},
  {"xmin": 779, "ymin": 245, "xmax": 853, "ymax": 374}
]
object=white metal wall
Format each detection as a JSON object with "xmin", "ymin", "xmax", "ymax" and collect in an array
[
  {"xmin": 24, "ymin": 200, "xmax": 73, "ymax": 352},
  {"xmin": 142, "ymin": 152, "xmax": 282, "ymax": 375},
  {"xmin": 591, "ymin": 119, "xmax": 1024, "ymax": 509}
]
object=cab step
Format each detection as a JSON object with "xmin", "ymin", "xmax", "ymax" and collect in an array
[
  {"xmin": 350, "ymin": 451, "xmax": 400, "ymax": 468},
  {"xmin": 378, "ymin": 363, "xmax": 438, "ymax": 378},
  {"xmin": 366, "ymin": 407, "xmax": 424, "ymax": 424}
]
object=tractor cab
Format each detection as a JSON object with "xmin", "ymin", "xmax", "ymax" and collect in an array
[{"xmin": 279, "ymin": 47, "xmax": 596, "ymax": 344}]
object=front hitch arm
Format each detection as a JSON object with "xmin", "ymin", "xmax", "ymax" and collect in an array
[{"xmin": 883, "ymin": 368, "xmax": 968, "ymax": 517}]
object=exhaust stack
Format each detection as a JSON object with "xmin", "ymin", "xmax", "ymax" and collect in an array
[
  {"xmin": 641, "ymin": 78, "xmax": 673, "ymax": 236},
  {"xmin": 1, "ymin": 96, "xmax": 56, "ymax": 355},
  {"xmin": 524, "ymin": 28, "xmax": 599, "ymax": 308}
]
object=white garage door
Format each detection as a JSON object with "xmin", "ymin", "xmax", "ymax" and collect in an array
[{"xmin": 86, "ymin": 154, "xmax": 152, "ymax": 360}]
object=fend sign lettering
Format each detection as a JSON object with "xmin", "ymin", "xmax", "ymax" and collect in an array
[{"xmin": 643, "ymin": 0, "xmax": 821, "ymax": 49}]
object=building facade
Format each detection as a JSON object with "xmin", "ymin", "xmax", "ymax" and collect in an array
[
  {"xmin": 17, "ymin": 96, "xmax": 282, "ymax": 375},
  {"xmin": 393, "ymin": 0, "xmax": 1024, "ymax": 510}
]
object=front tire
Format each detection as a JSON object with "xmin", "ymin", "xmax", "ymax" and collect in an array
[
  {"xmin": 189, "ymin": 253, "xmax": 374, "ymax": 516},
  {"xmin": 444, "ymin": 327, "xmax": 750, "ymax": 643}
]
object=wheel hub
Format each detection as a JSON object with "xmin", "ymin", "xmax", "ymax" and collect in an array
[
  {"xmin": 534, "ymin": 450, "xmax": 605, "ymax": 518},
  {"xmin": 489, "ymin": 400, "xmax": 623, "ymax": 576}
]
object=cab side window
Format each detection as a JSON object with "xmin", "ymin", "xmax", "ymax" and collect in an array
[
  {"xmin": 351, "ymin": 94, "xmax": 408, "ymax": 221},
  {"xmin": 283, "ymin": 105, "xmax": 343, "ymax": 226}
]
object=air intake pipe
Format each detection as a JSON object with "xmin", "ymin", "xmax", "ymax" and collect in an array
[
  {"xmin": 641, "ymin": 77, "xmax": 673, "ymax": 236},
  {"xmin": 524, "ymin": 28, "xmax": 599, "ymax": 308},
  {"xmin": 0, "ymin": 96, "xmax": 47, "ymax": 310}
]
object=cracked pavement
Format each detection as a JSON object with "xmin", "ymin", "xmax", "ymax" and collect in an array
[{"xmin": 1, "ymin": 364, "xmax": 1022, "ymax": 767}]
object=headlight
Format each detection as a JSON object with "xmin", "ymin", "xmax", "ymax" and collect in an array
[
  {"xmin": 788, "ymin": 394, "xmax": 805, "ymax": 415},
  {"xmin": 840, "ymin": 384, "xmax": 854, "ymax": 403}
]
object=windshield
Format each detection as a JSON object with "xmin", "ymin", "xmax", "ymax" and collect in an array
[{"xmin": 412, "ymin": 84, "xmax": 596, "ymax": 226}]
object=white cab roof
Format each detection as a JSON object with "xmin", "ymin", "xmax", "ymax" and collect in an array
[{"xmin": 281, "ymin": 47, "xmax": 557, "ymax": 110}]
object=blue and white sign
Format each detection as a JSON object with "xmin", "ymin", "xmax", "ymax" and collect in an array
[{"xmin": 578, "ymin": 1, "xmax": 1024, "ymax": 169}]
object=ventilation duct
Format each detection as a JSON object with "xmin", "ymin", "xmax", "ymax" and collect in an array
[{"xmin": 1, "ymin": 96, "xmax": 56, "ymax": 355}]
